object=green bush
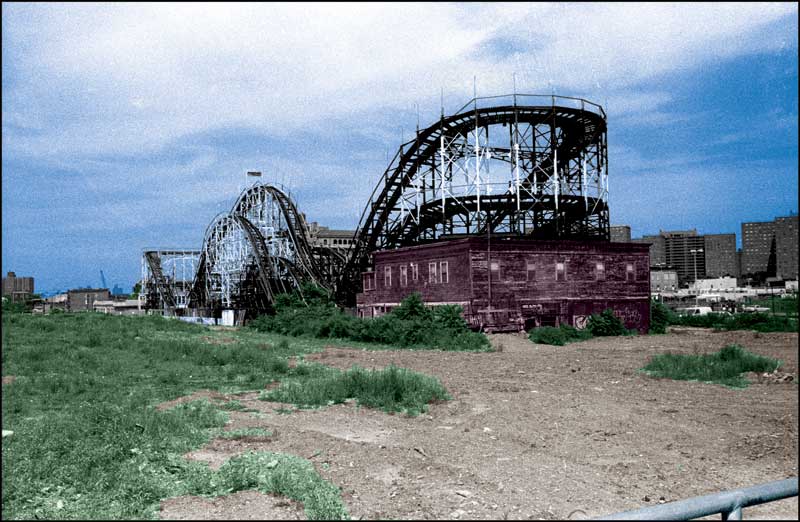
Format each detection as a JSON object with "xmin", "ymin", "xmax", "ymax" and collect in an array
[
  {"xmin": 528, "ymin": 324, "xmax": 593, "ymax": 345},
  {"xmin": 587, "ymin": 309, "xmax": 627, "ymax": 337},
  {"xmin": 650, "ymin": 301, "xmax": 673, "ymax": 334},
  {"xmin": 250, "ymin": 290, "xmax": 491, "ymax": 351},
  {"xmin": 641, "ymin": 344, "xmax": 781, "ymax": 388}
]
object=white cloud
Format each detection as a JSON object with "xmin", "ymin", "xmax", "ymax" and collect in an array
[{"xmin": 3, "ymin": 2, "xmax": 796, "ymax": 158}]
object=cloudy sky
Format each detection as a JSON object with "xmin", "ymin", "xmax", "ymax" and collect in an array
[{"xmin": 2, "ymin": 2, "xmax": 798, "ymax": 294}]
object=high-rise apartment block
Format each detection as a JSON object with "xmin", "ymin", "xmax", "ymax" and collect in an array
[
  {"xmin": 631, "ymin": 234, "xmax": 666, "ymax": 266},
  {"xmin": 741, "ymin": 221, "xmax": 775, "ymax": 276},
  {"xmin": 663, "ymin": 230, "xmax": 706, "ymax": 284},
  {"xmin": 775, "ymin": 215, "xmax": 798, "ymax": 279},
  {"xmin": 741, "ymin": 215, "xmax": 798, "ymax": 279},
  {"xmin": 704, "ymin": 233, "xmax": 738, "ymax": 278}
]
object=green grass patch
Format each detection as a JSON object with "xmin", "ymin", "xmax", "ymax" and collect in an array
[
  {"xmin": 640, "ymin": 344, "xmax": 782, "ymax": 388},
  {"xmin": 262, "ymin": 363, "xmax": 451, "ymax": 416},
  {"xmin": 1, "ymin": 311, "xmax": 363, "ymax": 519},
  {"xmin": 528, "ymin": 325, "xmax": 593, "ymax": 346},
  {"xmin": 249, "ymin": 288, "xmax": 492, "ymax": 352}
]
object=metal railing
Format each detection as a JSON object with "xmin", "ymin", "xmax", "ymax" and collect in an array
[{"xmin": 593, "ymin": 477, "xmax": 798, "ymax": 520}]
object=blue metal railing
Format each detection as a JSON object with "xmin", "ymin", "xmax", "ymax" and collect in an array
[{"xmin": 593, "ymin": 477, "xmax": 798, "ymax": 520}]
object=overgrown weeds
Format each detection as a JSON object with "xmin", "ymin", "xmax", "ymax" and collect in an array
[
  {"xmin": 640, "ymin": 344, "xmax": 781, "ymax": 388},
  {"xmin": 250, "ymin": 287, "xmax": 491, "ymax": 352},
  {"xmin": 0, "ymin": 311, "xmax": 363, "ymax": 519},
  {"xmin": 528, "ymin": 325, "xmax": 592, "ymax": 346},
  {"xmin": 262, "ymin": 363, "xmax": 451, "ymax": 416}
]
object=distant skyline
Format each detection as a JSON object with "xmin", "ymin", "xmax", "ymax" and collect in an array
[{"xmin": 3, "ymin": 3, "xmax": 798, "ymax": 294}]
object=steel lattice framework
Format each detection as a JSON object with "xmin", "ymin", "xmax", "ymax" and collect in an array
[
  {"xmin": 339, "ymin": 94, "xmax": 609, "ymax": 304},
  {"xmin": 142, "ymin": 182, "xmax": 344, "ymax": 315}
]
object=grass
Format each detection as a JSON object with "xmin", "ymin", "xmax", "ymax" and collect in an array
[
  {"xmin": 1, "ymin": 310, "xmax": 448, "ymax": 519},
  {"xmin": 528, "ymin": 325, "xmax": 593, "ymax": 346},
  {"xmin": 640, "ymin": 344, "xmax": 782, "ymax": 388},
  {"xmin": 262, "ymin": 363, "xmax": 451, "ymax": 416}
]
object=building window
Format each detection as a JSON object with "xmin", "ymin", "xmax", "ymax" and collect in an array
[
  {"xmin": 428, "ymin": 262, "xmax": 437, "ymax": 283},
  {"xmin": 555, "ymin": 262, "xmax": 566, "ymax": 281},
  {"xmin": 363, "ymin": 273, "xmax": 373, "ymax": 291},
  {"xmin": 384, "ymin": 266, "xmax": 392, "ymax": 288},
  {"xmin": 526, "ymin": 262, "xmax": 536, "ymax": 281},
  {"xmin": 595, "ymin": 262, "xmax": 605, "ymax": 281},
  {"xmin": 400, "ymin": 265, "xmax": 408, "ymax": 287},
  {"xmin": 411, "ymin": 263, "xmax": 418, "ymax": 281},
  {"xmin": 439, "ymin": 261, "xmax": 449, "ymax": 284},
  {"xmin": 626, "ymin": 263, "xmax": 634, "ymax": 282},
  {"xmin": 490, "ymin": 261, "xmax": 501, "ymax": 282}
]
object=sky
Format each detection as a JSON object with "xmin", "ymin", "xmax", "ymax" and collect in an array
[{"xmin": 2, "ymin": 2, "xmax": 798, "ymax": 294}]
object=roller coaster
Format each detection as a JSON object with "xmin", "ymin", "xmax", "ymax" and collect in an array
[{"xmin": 142, "ymin": 94, "xmax": 609, "ymax": 316}]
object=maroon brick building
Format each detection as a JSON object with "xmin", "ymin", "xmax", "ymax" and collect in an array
[{"xmin": 356, "ymin": 238, "xmax": 651, "ymax": 333}]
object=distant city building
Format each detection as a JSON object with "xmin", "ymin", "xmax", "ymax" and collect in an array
[
  {"xmin": 93, "ymin": 299, "xmax": 143, "ymax": 315},
  {"xmin": 67, "ymin": 288, "xmax": 110, "ymax": 312},
  {"xmin": 307, "ymin": 221, "xmax": 356, "ymax": 253},
  {"xmin": 609, "ymin": 225, "xmax": 631, "ymax": 243},
  {"xmin": 2, "ymin": 271, "xmax": 34, "ymax": 302},
  {"xmin": 741, "ymin": 215, "xmax": 798, "ymax": 279},
  {"xmin": 111, "ymin": 284, "xmax": 125, "ymax": 296},
  {"xmin": 775, "ymin": 215, "xmax": 798, "ymax": 279},
  {"xmin": 690, "ymin": 276, "xmax": 737, "ymax": 293},
  {"xmin": 704, "ymin": 233, "xmax": 738, "ymax": 278},
  {"xmin": 662, "ymin": 229, "xmax": 706, "ymax": 284},
  {"xmin": 741, "ymin": 220, "xmax": 775, "ymax": 276},
  {"xmin": 651, "ymin": 266, "xmax": 679, "ymax": 293},
  {"xmin": 631, "ymin": 234, "xmax": 666, "ymax": 266}
]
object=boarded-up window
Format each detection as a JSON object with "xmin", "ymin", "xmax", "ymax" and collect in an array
[
  {"xmin": 411, "ymin": 263, "xmax": 418, "ymax": 281},
  {"xmin": 526, "ymin": 262, "xmax": 536, "ymax": 281},
  {"xmin": 555, "ymin": 262, "xmax": 566, "ymax": 281},
  {"xmin": 596, "ymin": 262, "xmax": 605, "ymax": 281},
  {"xmin": 400, "ymin": 265, "xmax": 408, "ymax": 287},
  {"xmin": 626, "ymin": 263, "xmax": 634, "ymax": 282},
  {"xmin": 384, "ymin": 266, "xmax": 392, "ymax": 287},
  {"xmin": 428, "ymin": 262, "xmax": 437, "ymax": 283},
  {"xmin": 491, "ymin": 261, "xmax": 501, "ymax": 282},
  {"xmin": 439, "ymin": 261, "xmax": 449, "ymax": 284}
]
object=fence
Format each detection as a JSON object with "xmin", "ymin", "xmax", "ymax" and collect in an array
[{"xmin": 593, "ymin": 477, "xmax": 797, "ymax": 520}]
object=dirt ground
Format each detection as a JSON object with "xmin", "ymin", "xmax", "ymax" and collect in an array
[{"xmin": 159, "ymin": 328, "xmax": 798, "ymax": 520}]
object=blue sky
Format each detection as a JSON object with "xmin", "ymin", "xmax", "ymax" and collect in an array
[{"xmin": 2, "ymin": 3, "xmax": 798, "ymax": 294}]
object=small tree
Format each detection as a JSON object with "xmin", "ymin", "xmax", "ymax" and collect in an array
[{"xmin": 587, "ymin": 309, "xmax": 627, "ymax": 336}]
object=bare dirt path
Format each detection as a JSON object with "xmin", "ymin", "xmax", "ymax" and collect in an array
[{"xmin": 160, "ymin": 329, "xmax": 798, "ymax": 520}]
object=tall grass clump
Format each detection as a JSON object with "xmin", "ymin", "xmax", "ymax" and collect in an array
[
  {"xmin": 263, "ymin": 363, "xmax": 450, "ymax": 416},
  {"xmin": 528, "ymin": 324, "xmax": 593, "ymax": 346},
  {"xmin": 641, "ymin": 344, "xmax": 781, "ymax": 388},
  {"xmin": 250, "ymin": 286, "xmax": 491, "ymax": 351}
]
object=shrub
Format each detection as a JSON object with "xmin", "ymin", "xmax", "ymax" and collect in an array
[
  {"xmin": 650, "ymin": 301, "xmax": 672, "ymax": 334},
  {"xmin": 249, "ymin": 290, "xmax": 491, "ymax": 351},
  {"xmin": 641, "ymin": 344, "xmax": 781, "ymax": 388},
  {"xmin": 528, "ymin": 326, "xmax": 566, "ymax": 345},
  {"xmin": 587, "ymin": 309, "xmax": 626, "ymax": 337},
  {"xmin": 528, "ymin": 324, "xmax": 593, "ymax": 345}
]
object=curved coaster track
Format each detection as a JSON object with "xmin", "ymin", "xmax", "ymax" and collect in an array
[
  {"xmin": 143, "ymin": 94, "xmax": 609, "ymax": 314},
  {"xmin": 337, "ymin": 94, "xmax": 610, "ymax": 305}
]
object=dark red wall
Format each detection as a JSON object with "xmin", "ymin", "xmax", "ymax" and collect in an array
[{"xmin": 357, "ymin": 238, "xmax": 651, "ymax": 333}]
